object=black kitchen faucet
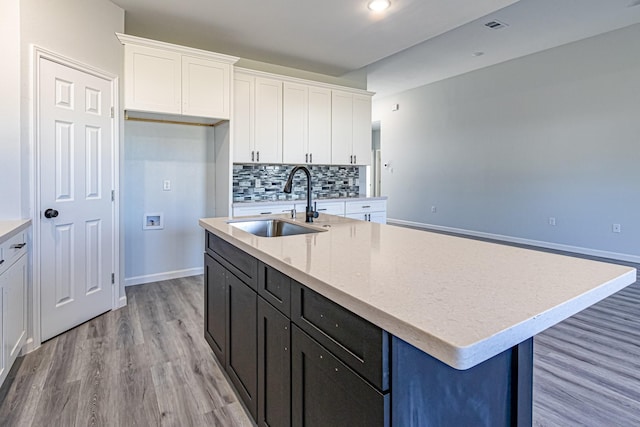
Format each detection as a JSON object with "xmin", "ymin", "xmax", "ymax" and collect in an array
[{"xmin": 283, "ymin": 165, "xmax": 319, "ymax": 223}]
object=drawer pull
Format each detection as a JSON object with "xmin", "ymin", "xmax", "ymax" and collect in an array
[
  {"xmin": 260, "ymin": 212, "xmax": 273, "ymax": 215},
  {"xmin": 317, "ymin": 208, "xmax": 327, "ymax": 211},
  {"xmin": 11, "ymin": 243, "xmax": 26, "ymax": 249},
  {"xmin": 362, "ymin": 205, "xmax": 371, "ymax": 208}
]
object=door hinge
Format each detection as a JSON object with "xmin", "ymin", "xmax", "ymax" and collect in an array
[
  {"xmin": 111, "ymin": 190, "xmax": 115, "ymax": 201},
  {"xmin": 110, "ymin": 107, "xmax": 114, "ymax": 118},
  {"xmin": 111, "ymin": 273, "xmax": 115, "ymax": 284}
]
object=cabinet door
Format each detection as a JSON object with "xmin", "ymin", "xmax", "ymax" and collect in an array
[
  {"xmin": 233, "ymin": 74, "xmax": 255, "ymax": 163},
  {"xmin": 254, "ymin": 77, "xmax": 282, "ymax": 163},
  {"xmin": 352, "ymin": 94, "xmax": 372, "ymax": 166},
  {"xmin": 124, "ymin": 44, "xmax": 181, "ymax": 114},
  {"xmin": 331, "ymin": 90, "xmax": 354, "ymax": 165},
  {"xmin": 282, "ymin": 82, "xmax": 308, "ymax": 164},
  {"xmin": 308, "ymin": 87, "xmax": 332, "ymax": 165},
  {"xmin": 368, "ymin": 211, "xmax": 387, "ymax": 224},
  {"xmin": 345, "ymin": 213, "xmax": 367, "ymax": 222},
  {"xmin": 205, "ymin": 254, "xmax": 227, "ymax": 363},
  {"xmin": 182, "ymin": 55, "xmax": 230, "ymax": 119},
  {"xmin": 258, "ymin": 298, "xmax": 291, "ymax": 427},
  {"xmin": 227, "ymin": 272, "xmax": 258, "ymax": 420},
  {"xmin": 291, "ymin": 326, "xmax": 389, "ymax": 427},
  {"xmin": 0, "ymin": 275, "xmax": 5, "ymax": 385},
  {"xmin": 5, "ymin": 255, "xmax": 27, "ymax": 365}
]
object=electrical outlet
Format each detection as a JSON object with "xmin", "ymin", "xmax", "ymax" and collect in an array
[
  {"xmin": 613, "ymin": 223, "xmax": 621, "ymax": 233},
  {"xmin": 431, "ymin": 206, "xmax": 437, "ymax": 213},
  {"xmin": 548, "ymin": 217, "xmax": 556, "ymax": 226},
  {"xmin": 163, "ymin": 180, "xmax": 171, "ymax": 191}
]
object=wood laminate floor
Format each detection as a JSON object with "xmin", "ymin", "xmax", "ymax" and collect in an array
[
  {"xmin": 0, "ymin": 260, "xmax": 639, "ymax": 426},
  {"xmin": 0, "ymin": 277, "xmax": 253, "ymax": 427}
]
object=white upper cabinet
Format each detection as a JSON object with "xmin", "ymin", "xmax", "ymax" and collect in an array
[
  {"xmin": 283, "ymin": 82, "xmax": 308, "ymax": 164},
  {"xmin": 234, "ymin": 73, "xmax": 255, "ymax": 163},
  {"xmin": 332, "ymin": 91, "xmax": 372, "ymax": 166},
  {"xmin": 233, "ymin": 67, "xmax": 373, "ymax": 166},
  {"xmin": 233, "ymin": 71, "xmax": 282, "ymax": 163},
  {"xmin": 182, "ymin": 55, "xmax": 231, "ymax": 118},
  {"xmin": 283, "ymin": 83, "xmax": 331, "ymax": 165},
  {"xmin": 124, "ymin": 44, "xmax": 181, "ymax": 115},
  {"xmin": 352, "ymin": 94, "xmax": 373, "ymax": 166},
  {"xmin": 117, "ymin": 33, "xmax": 238, "ymax": 120}
]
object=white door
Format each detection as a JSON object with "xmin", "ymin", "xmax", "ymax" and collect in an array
[{"xmin": 39, "ymin": 58, "xmax": 114, "ymax": 341}]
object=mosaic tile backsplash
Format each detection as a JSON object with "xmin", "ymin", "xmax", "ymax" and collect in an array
[{"xmin": 233, "ymin": 164, "xmax": 361, "ymax": 202}]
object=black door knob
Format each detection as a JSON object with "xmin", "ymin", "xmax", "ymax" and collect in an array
[{"xmin": 44, "ymin": 208, "xmax": 59, "ymax": 218}]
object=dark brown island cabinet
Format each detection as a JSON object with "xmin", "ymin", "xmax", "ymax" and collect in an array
[{"xmin": 204, "ymin": 231, "xmax": 533, "ymax": 427}]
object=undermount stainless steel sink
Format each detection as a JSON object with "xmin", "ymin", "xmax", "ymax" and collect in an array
[{"xmin": 228, "ymin": 219, "xmax": 326, "ymax": 237}]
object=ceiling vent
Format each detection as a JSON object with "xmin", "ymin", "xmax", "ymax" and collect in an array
[{"xmin": 484, "ymin": 20, "xmax": 509, "ymax": 30}]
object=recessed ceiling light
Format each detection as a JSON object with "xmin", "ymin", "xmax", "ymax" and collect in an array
[{"xmin": 368, "ymin": 0, "xmax": 391, "ymax": 12}]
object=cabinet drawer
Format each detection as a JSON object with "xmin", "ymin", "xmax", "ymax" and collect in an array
[
  {"xmin": 0, "ymin": 232, "xmax": 27, "ymax": 273},
  {"xmin": 206, "ymin": 232, "xmax": 258, "ymax": 289},
  {"xmin": 291, "ymin": 282, "xmax": 389, "ymax": 391},
  {"xmin": 292, "ymin": 325, "xmax": 389, "ymax": 427},
  {"xmin": 297, "ymin": 201, "xmax": 345, "ymax": 216},
  {"xmin": 258, "ymin": 263, "xmax": 291, "ymax": 317},
  {"xmin": 345, "ymin": 200, "xmax": 386, "ymax": 214},
  {"xmin": 233, "ymin": 204, "xmax": 295, "ymax": 217}
]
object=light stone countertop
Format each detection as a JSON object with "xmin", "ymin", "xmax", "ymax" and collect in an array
[
  {"xmin": 0, "ymin": 219, "xmax": 32, "ymax": 244},
  {"xmin": 199, "ymin": 214, "xmax": 636, "ymax": 370}
]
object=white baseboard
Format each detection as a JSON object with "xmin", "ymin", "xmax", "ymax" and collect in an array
[
  {"xmin": 22, "ymin": 337, "xmax": 39, "ymax": 355},
  {"xmin": 118, "ymin": 295, "xmax": 127, "ymax": 308},
  {"xmin": 387, "ymin": 218, "xmax": 640, "ymax": 264},
  {"xmin": 125, "ymin": 267, "xmax": 204, "ymax": 287}
]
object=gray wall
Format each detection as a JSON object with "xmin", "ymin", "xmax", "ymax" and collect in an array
[
  {"xmin": 0, "ymin": 0, "xmax": 21, "ymax": 218},
  {"xmin": 373, "ymin": 24, "xmax": 640, "ymax": 260},
  {"xmin": 124, "ymin": 120, "xmax": 213, "ymax": 284}
]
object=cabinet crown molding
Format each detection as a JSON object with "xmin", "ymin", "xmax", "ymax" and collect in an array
[
  {"xmin": 235, "ymin": 67, "xmax": 375, "ymax": 97},
  {"xmin": 115, "ymin": 33, "xmax": 239, "ymax": 64}
]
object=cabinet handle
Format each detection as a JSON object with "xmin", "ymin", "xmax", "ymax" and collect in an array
[
  {"xmin": 317, "ymin": 208, "xmax": 327, "ymax": 211},
  {"xmin": 354, "ymin": 155, "xmax": 357, "ymax": 164},
  {"xmin": 11, "ymin": 243, "xmax": 26, "ymax": 249},
  {"xmin": 260, "ymin": 212, "xmax": 273, "ymax": 215},
  {"xmin": 310, "ymin": 153, "xmax": 313, "ymax": 163},
  {"xmin": 257, "ymin": 151, "xmax": 260, "ymax": 162},
  {"xmin": 349, "ymin": 155, "xmax": 353, "ymax": 164},
  {"xmin": 362, "ymin": 205, "xmax": 371, "ymax": 208},
  {"xmin": 251, "ymin": 151, "xmax": 255, "ymax": 162},
  {"xmin": 305, "ymin": 153, "xmax": 308, "ymax": 163}
]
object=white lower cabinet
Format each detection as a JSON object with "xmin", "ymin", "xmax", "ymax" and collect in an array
[
  {"xmin": 296, "ymin": 201, "xmax": 345, "ymax": 216},
  {"xmin": 232, "ymin": 199, "xmax": 386, "ymax": 223},
  {"xmin": 345, "ymin": 200, "xmax": 387, "ymax": 224},
  {"xmin": 0, "ymin": 233, "xmax": 28, "ymax": 387},
  {"xmin": 233, "ymin": 204, "xmax": 295, "ymax": 217}
]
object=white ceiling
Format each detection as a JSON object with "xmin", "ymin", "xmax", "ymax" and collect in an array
[
  {"xmin": 110, "ymin": 0, "xmax": 518, "ymax": 75},
  {"xmin": 367, "ymin": 0, "xmax": 640, "ymax": 98},
  {"xmin": 110, "ymin": 0, "xmax": 640, "ymax": 98}
]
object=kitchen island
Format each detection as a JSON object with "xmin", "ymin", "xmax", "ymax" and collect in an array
[{"xmin": 199, "ymin": 214, "xmax": 635, "ymax": 426}]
